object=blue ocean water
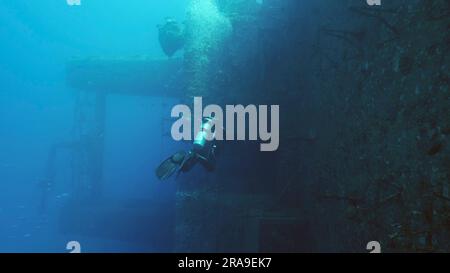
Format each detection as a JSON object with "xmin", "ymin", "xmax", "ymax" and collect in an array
[{"xmin": 0, "ymin": 0, "xmax": 188, "ymax": 252}]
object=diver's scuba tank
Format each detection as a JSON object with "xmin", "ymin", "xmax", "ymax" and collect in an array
[{"xmin": 193, "ymin": 117, "xmax": 215, "ymax": 151}]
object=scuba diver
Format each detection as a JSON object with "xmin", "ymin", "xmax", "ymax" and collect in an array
[
  {"xmin": 157, "ymin": 17, "xmax": 185, "ymax": 58},
  {"xmin": 155, "ymin": 117, "xmax": 220, "ymax": 180}
]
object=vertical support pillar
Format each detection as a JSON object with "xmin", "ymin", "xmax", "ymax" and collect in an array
[{"xmin": 91, "ymin": 92, "xmax": 106, "ymax": 198}]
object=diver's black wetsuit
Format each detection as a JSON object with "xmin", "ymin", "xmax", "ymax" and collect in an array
[
  {"xmin": 155, "ymin": 117, "xmax": 220, "ymax": 180},
  {"xmin": 180, "ymin": 141, "xmax": 217, "ymax": 173}
]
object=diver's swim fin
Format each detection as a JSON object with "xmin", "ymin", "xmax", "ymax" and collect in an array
[{"xmin": 155, "ymin": 150, "xmax": 187, "ymax": 180}]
